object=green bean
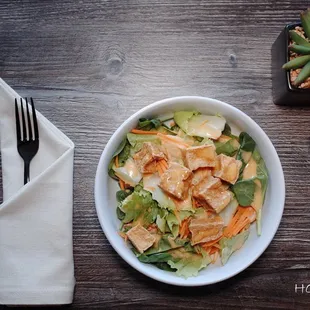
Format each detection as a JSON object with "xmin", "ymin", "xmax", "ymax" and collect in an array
[
  {"xmin": 289, "ymin": 30, "xmax": 310, "ymax": 47},
  {"xmin": 282, "ymin": 55, "xmax": 310, "ymax": 70},
  {"xmin": 301, "ymin": 9, "xmax": 310, "ymax": 39},
  {"xmin": 289, "ymin": 44, "xmax": 310, "ymax": 54},
  {"xmin": 293, "ymin": 61, "xmax": 310, "ymax": 86}
]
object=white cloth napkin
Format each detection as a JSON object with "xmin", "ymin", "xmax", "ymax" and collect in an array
[{"xmin": 0, "ymin": 79, "xmax": 75, "ymax": 305}]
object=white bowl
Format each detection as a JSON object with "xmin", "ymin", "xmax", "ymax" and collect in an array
[{"xmin": 95, "ymin": 96, "xmax": 285, "ymax": 286}]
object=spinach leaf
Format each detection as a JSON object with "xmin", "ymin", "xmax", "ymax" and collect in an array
[
  {"xmin": 236, "ymin": 132, "xmax": 256, "ymax": 175},
  {"xmin": 112, "ymin": 138, "xmax": 128, "ymax": 157},
  {"xmin": 116, "ymin": 189, "xmax": 133, "ymax": 202},
  {"xmin": 116, "ymin": 207, "xmax": 125, "ymax": 220},
  {"xmin": 222, "ymin": 123, "xmax": 232, "ymax": 136},
  {"xmin": 155, "ymin": 262, "xmax": 176, "ymax": 272},
  {"xmin": 108, "ymin": 138, "xmax": 131, "ymax": 180},
  {"xmin": 215, "ymin": 139, "xmax": 239, "ymax": 156},
  {"xmin": 232, "ymin": 179, "xmax": 256, "ymax": 206},
  {"xmin": 238, "ymin": 132, "xmax": 256, "ymax": 152},
  {"xmin": 137, "ymin": 118, "xmax": 161, "ymax": 130},
  {"xmin": 118, "ymin": 142, "xmax": 131, "ymax": 166},
  {"xmin": 108, "ymin": 159, "xmax": 118, "ymax": 180}
]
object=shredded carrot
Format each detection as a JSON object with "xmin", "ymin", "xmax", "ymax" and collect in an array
[
  {"xmin": 131, "ymin": 129, "xmax": 159, "ymax": 135},
  {"xmin": 160, "ymin": 159, "xmax": 169, "ymax": 170},
  {"xmin": 212, "ymin": 250, "xmax": 219, "ymax": 263},
  {"xmin": 179, "ymin": 218, "xmax": 190, "ymax": 239},
  {"xmin": 158, "ymin": 159, "xmax": 168, "ymax": 172},
  {"xmin": 173, "ymin": 208, "xmax": 181, "ymax": 224},
  {"xmin": 157, "ymin": 132, "xmax": 190, "ymax": 148},
  {"xmin": 212, "ymin": 243, "xmax": 221, "ymax": 249},
  {"xmin": 209, "ymin": 246, "xmax": 219, "ymax": 255},
  {"xmin": 156, "ymin": 161, "xmax": 164, "ymax": 176},
  {"xmin": 119, "ymin": 179, "xmax": 125, "ymax": 190},
  {"xmin": 201, "ymin": 235, "xmax": 223, "ymax": 249},
  {"xmin": 225, "ymin": 206, "xmax": 256, "ymax": 238},
  {"xmin": 115, "ymin": 155, "xmax": 119, "ymax": 168}
]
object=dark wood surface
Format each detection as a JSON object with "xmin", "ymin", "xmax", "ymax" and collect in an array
[{"xmin": 1, "ymin": 1, "xmax": 310, "ymax": 309}]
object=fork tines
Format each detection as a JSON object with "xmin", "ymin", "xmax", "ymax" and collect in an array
[
  {"xmin": 15, "ymin": 97, "xmax": 39, "ymax": 184},
  {"xmin": 15, "ymin": 98, "xmax": 39, "ymax": 142}
]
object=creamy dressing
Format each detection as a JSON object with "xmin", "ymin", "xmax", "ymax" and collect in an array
[
  {"xmin": 243, "ymin": 157, "xmax": 257, "ymax": 180},
  {"xmin": 187, "ymin": 123, "xmax": 221, "ymax": 140},
  {"xmin": 126, "ymin": 158, "xmax": 141, "ymax": 179},
  {"xmin": 114, "ymin": 158, "xmax": 142, "ymax": 185},
  {"xmin": 186, "ymin": 115, "xmax": 226, "ymax": 140},
  {"xmin": 242, "ymin": 158, "xmax": 263, "ymax": 211},
  {"xmin": 242, "ymin": 151, "xmax": 252, "ymax": 164},
  {"xmin": 251, "ymin": 179, "xmax": 263, "ymax": 211}
]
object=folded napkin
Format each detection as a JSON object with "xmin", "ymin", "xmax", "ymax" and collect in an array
[{"xmin": 0, "ymin": 79, "xmax": 75, "ymax": 305}]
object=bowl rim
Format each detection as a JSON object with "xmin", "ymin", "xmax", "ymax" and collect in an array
[{"xmin": 95, "ymin": 96, "xmax": 285, "ymax": 286}]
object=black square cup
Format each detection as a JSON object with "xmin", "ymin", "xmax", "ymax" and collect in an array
[{"xmin": 271, "ymin": 23, "xmax": 310, "ymax": 105}]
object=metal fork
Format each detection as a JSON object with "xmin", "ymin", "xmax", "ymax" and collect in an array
[{"xmin": 15, "ymin": 98, "xmax": 39, "ymax": 185}]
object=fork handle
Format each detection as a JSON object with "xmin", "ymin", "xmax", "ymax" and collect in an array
[{"xmin": 24, "ymin": 161, "xmax": 30, "ymax": 185}]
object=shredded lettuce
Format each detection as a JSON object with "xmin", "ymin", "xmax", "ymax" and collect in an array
[
  {"xmin": 144, "ymin": 234, "xmax": 188, "ymax": 255},
  {"xmin": 220, "ymin": 230, "xmax": 250, "ymax": 265},
  {"xmin": 127, "ymin": 133, "xmax": 160, "ymax": 153},
  {"xmin": 138, "ymin": 244, "xmax": 211, "ymax": 278},
  {"xmin": 167, "ymin": 248, "xmax": 211, "ymax": 278},
  {"xmin": 119, "ymin": 186, "xmax": 159, "ymax": 227}
]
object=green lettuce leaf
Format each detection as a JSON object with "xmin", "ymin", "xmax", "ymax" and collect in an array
[
  {"xmin": 173, "ymin": 111, "xmax": 198, "ymax": 132},
  {"xmin": 156, "ymin": 209, "xmax": 168, "ymax": 233},
  {"xmin": 166, "ymin": 211, "xmax": 192, "ymax": 238},
  {"xmin": 166, "ymin": 213, "xmax": 179, "ymax": 238},
  {"xmin": 256, "ymin": 208, "xmax": 262, "ymax": 236},
  {"xmin": 167, "ymin": 248, "xmax": 211, "ymax": 278},
  {"xmin": 138, "ymin": 252, "xmax": 172, "ymax": 263},
  {"xmin": 127, "ymin": 133, "xmax": 160, "ymax": 153},
  {"xmin": 120, "ymin": 186, "xmax": 159, "ymax": 227},
  {"xmin": 220, "ymin": 230, "xmax": 250, "ymax": 265},
  {"xmin": 144, "ymin": 234, "xmax": 188, "ymax": 255}
]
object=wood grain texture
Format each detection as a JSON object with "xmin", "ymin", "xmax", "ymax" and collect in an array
[{"xmin": 1, "ymin": 0, "xmax": 310, "ymax": 309}]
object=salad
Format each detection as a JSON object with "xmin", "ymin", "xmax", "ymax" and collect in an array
[{"xmin": 108, "ymin": 111, "xmax": 268, "ymax": 278}]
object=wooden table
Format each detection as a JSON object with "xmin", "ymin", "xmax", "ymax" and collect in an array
[{"xmin": 1, "ymin": 1, "xmax": 310, "ymax": 309}]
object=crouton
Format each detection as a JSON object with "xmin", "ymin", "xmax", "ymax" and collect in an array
[
  {"xmin": 126, "ymin": 224, "xmax": 156, "ymax": 253},
  {"xmin": 189, "ymin": 211, "xmax": 224, "ymax": 245},
  {"xmin": 193, "ymin": 176, "xmax": 232, "ymax": 213},
  {"xmin": 185, "ymin": 144, "xmax": 216, "ymax": 171},
  {"xmin": 159, "ymin": 162, "xmax": 192, "ymax": 199},
  {"xmin": 213, "ymin": 154, "xmax": 242, "ymax": 184},
  {"xmin": 133, "ymin": 142, "xmax": 166, "ymax": 173}
]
